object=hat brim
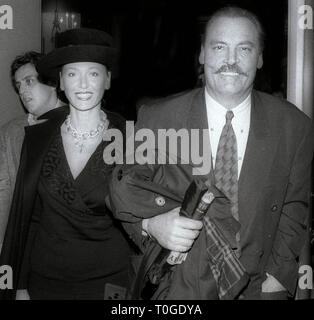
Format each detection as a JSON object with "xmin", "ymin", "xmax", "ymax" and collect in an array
[{"xmin": 37, "ymin": 45, "xmax": 118, "ymax": 81}]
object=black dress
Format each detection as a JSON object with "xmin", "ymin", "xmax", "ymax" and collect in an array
[{"xmin": 25, "ymin": 131, "xmax": 132, "ymax": 299}]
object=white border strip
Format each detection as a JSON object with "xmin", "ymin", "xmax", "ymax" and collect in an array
[{"xmin": 287, "ymin": 0, "xmax": 305, "ymax": 110}]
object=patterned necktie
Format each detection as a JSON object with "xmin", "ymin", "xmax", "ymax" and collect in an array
[{"xmin": 214, "ymin": 110, "xmax": 239, "ymax": 222}]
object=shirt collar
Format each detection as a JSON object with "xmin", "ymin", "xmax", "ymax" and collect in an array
[{"xmin": 205, "ymin": 88, "xmax": 251, "ymax": 117}]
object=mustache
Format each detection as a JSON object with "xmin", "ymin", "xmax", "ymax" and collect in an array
[{"xmin": 215, "ymin": 64, "xmax": 247, "ymax": 76}]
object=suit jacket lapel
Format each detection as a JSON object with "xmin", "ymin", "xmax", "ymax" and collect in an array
[
  {"xmin": 187, "ymin": 88, "xmax": 208, "ymax": 131},
  {"xmin": 187, "ymin": 88, "xmax": 212, "ymax": 179},
  {"xmin": 238, "ymin": 91, "xmax": 279, "ymax": 232}
]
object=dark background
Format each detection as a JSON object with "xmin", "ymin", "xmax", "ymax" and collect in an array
[{"xmin": 42, "ymin": 0, "xmax": 288, "ymax": 120}]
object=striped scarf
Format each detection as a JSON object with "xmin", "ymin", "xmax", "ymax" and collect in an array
[{"xmin": 203, "ymin": 216, "xmax": 249, "ymax": 299}]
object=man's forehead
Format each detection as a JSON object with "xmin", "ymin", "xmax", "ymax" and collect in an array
[
  {"xmin": 205, "ymin": 16, "xmax": 259, "ymax": 42},
  {"xmin": 14, "ymin": 63, "xmax": 38, "ymax": 82}
]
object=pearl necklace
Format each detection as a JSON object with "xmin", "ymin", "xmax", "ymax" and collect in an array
[{"xmin": 64, "ymin": 110, "xmax": 109, "ymax": 153}]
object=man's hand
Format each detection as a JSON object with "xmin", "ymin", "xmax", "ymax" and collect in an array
[
  {"xmin": 16, "ymin": 289, "xmax": 30, "ymax": 300},
  {"xmin": 142, "ymin": 207, "xmax": 203, "ymax": 252},
  {"xmin": 262, "ymin": 273, "xmax": 286, "ymax": 293}
]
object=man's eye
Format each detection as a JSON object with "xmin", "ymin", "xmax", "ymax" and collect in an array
[
  {"xmin": 240, "ymin": 47, "xmax": 252, "ymax": 52},
  {"xmin": 213, "ymin": 45, "xmax": 224, "ymax": 51},
  {"xmin": 26, "ymin": 78, "xmax": 34, "ymax": 86},
  {"xmin": 91, "ymin": 72, "xmax": 99, "ymax": 77},
  {"xmin": 68, "ymin": 72, "xmax": 75, "ymax": 77}
]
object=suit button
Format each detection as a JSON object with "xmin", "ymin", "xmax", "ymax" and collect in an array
[
  {"xmin": 271, "ymin": 205, "xmax": 278, "ymax": 212},
  {"xmin": 155, "ymin": 196, "xmax": 166, "ymax": 207}
]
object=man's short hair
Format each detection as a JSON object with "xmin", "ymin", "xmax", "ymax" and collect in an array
[
  {"xmin": 203, "ymin": 6, "xmax": 266, "ymax": 52},
  {"xmin": 10, "ymin": 51, "xmax": 58, "ymax": 93}
]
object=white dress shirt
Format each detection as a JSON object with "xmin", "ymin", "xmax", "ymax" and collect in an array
[{"xmin": 205, "ymin": 89, "xmax": 251, "ymax": 178}]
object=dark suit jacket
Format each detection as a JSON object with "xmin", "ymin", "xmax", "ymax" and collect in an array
[
  {"xmin": 0, "ymin": 106, "xmax": 66, "ymax": 248},
  {"xmin": 0, "ymin": 106, "xmax": 127, "ymax": 300},
  {"xmin": 115, "ymin": 88, "xmax": 314, "ymax": 298}
]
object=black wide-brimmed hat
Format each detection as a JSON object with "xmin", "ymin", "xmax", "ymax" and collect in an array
[{"xmin": 37, "ymin": 28, "xmax": 118, "ymax": 80}]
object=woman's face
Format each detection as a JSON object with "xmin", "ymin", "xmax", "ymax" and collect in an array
[{"xmin": 60, "ymin": 62, "xmax": 111, "ymax": 111}]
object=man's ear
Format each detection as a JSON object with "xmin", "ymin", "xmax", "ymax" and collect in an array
[
  {"xmin": 199, "ymin": 45, "xmax": 205, "ymax": 65},
  {"xmin": 257, "ymin": 54, "xmax": 263, "ymax": 69},
  {"xmin": 59, "ymin": 72, "xmax": 64, "ymax": 91}
]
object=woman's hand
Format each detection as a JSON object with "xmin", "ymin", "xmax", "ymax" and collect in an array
[{"xmin": 16, "ymin": 289, "xmax": 30, "ymax": 300}]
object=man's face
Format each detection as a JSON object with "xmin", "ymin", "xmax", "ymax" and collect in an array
[
  {"xmin": 60, "ymin": 62, "xmax": 111, "ymax": 111},
  {"xmin": 14, "ymin": 63, "xmax": 56, "ymax": 116},
  {"xmin": 199, "ymin": 16, "xmax": 263, "ymax": 104}
]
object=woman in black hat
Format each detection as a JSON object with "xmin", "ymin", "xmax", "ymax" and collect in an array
[{"xmin": 0, "ymin": 29, "xmax": 134, "ymax": 300}]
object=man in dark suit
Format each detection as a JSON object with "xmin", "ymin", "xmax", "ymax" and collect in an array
[
  {"xmin": 0, "ymin": 52, "xmax": 64, "ymax": 253},
  {"xmin": 111, "ymin": 6, "xmax": 314, "ymax": 299}
]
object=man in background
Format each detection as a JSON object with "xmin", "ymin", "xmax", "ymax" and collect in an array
[{"xmin": 0, "ymin": 51, "xmax": 64, "ymax": 251}]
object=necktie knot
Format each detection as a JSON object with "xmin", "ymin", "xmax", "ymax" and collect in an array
[{"xmin": 226, "ymin": 110, "xmax": 234, "ymax": 124}]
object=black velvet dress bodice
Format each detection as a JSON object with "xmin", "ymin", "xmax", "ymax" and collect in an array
[{"xmin": 28, "ymin": 131, "xmax": 132, "ymax": 299}]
